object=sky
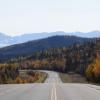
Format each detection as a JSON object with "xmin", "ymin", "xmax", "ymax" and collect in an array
[{"xmin": 0, "ymin": 0, "xmax": 100, "ymax": 36}]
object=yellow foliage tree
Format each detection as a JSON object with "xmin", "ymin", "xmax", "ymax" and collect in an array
[{"xmin": 86, "ymin": 57, "xmax": 100, "ymax": 82}]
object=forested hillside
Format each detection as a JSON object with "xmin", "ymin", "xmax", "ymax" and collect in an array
[
  {"xmin": 18, "ymin": 40, "xmax": 96, "ymax": 73},
  {"xmin": 0, "ymin": 38, "xmax": 100, "ymax": 83},
  {"xmin": 0, "ymin": 36, "xmax": 90, "ymax": 62}
]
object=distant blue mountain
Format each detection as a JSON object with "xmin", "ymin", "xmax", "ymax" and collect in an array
[
  {"xmin": 0, "ymin": 31, "xmax": 100, "ymax": 47},
  {"xmin": 0, "ymin": 33, "xmax": 11, "ymax": 47},
  {"xmin": 70, "ymin": 31, "xmax": 100, "ymax": 38}
]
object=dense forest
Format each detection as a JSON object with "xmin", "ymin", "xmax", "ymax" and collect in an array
[{"xmin": 0, "ymin": 38, "xmax": 100, "ymax": 83}]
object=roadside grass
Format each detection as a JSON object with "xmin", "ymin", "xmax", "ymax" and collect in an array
[
  {"xmin": 59, "ymin": 72, "xmax": 88, "ymax": 83},
  {"xmin": 35, "ymin": 72, "xmax": 48, "ymax": 83},
  {"xmin": 59, "ymin": 73, "xmax": 68, "ymax": 83},
  {"xmin": 59, "ymin": 73, "xmax": 100, "ymax": 86}
]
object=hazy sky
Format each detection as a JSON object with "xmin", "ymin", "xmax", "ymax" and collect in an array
[{"xmin": 0, "ymin": 0, "xmax": 100, "ymax": 36}]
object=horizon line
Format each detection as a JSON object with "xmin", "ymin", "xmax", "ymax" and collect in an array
[{"xmin": 0, "ymin": 30, "xmax": 100, "ymax": 37}]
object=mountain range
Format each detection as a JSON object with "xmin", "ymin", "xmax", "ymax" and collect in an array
[
  {"xmin": 0, "ymin": 31, "xmax": 100, "ymax": 47},
  {"xmin": 0, "ymin": 35, "xmax": 91, "ymax": 62}
]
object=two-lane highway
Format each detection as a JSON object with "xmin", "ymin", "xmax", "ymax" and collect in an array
[{"xmin": 0, "ymin": 71, "xmax": 100, "ymax": 100}]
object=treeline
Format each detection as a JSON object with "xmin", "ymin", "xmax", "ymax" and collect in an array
[{"xmin": 19, "ymin": 59, "xmax": 66, "ymax": 72}]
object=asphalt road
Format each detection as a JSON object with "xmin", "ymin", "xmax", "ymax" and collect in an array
[
  {"xmin": 0, "ymin": 71, "xmax": 100, "ymax": 100},
  {"xmin": 44, "ymin": 71, "xmax": 62, "ymax": 83}
]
